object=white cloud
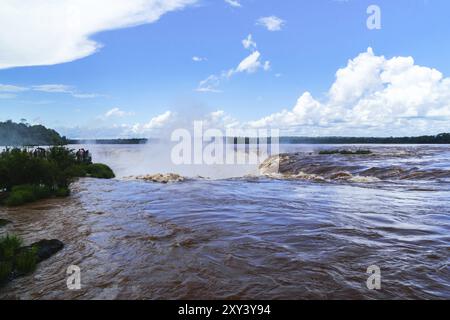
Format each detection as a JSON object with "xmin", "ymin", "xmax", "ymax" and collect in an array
[
  {"xmin": 235, "ymin": 51, "xmax": 266, "ymax": 74},
  {"xmin": 257, "ymin": 16, "xmax": 285, "ymax": 31},
  {"xmin": 31, "ymin": 84, "xmax": 100, "ymax": 98},
  {"xmin": 0, "ymin": 83, "xmax": 100, "ymax": 99},
  {"xmin": 197, "ymin": 75, "xmax": 222, "ymax": 93},
  {"xmin": 192, "ymin": 56, "xmax": 206, "ymax": 62},
  {"xmin": 224, "ymin": 0, "xmax": 242, "ymax": 8},
  {"xmin": 129, "ymin": 111, "xmax": 174, "ymax": 134},
  {"xmin": 248, "ymin": 48, "xmax": 450, "ymax": 136},
  {"xmin": 197, "ymin": 36, "xmax": 270, "ymax": 92},
  {"xmin": 242, "ymin": 34, "xmax": 256, "ymax": 50},
  {"xmin": 0, "ymin": 84, "xmax": 28, "ymax": 92},
  {"xmin": 32, "ymin": 84, "xmax": 74, "ymax": 93},
  {"xmin": 0, "ymin": 0, "xmax": 198, "ymax": 69},
  {"xmin": 105, "ymin": 107, "xmax": 134, "ymax": 118}
]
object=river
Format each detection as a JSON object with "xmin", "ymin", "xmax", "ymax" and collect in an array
[{"xmin": 0, "ymin": 144, "xmax": 449, "ymax": 299}]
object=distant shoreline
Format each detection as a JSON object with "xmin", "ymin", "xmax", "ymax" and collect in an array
[{"xmin": 67, "ymin": 133, "xmax": 450, "ymax": 145}]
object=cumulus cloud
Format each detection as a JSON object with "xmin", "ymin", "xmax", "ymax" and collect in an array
[
  {"xmin": 235, "ymin": 51, "xmax": 264, "ymax": 74},
  {"xmin": 224, "ymin": 0, "xmax": 242, "ymax": 7},
  {"xmin": 256, "ymin": 16, "xmax": 285, "ymax": 31},
  {"xmin": 248, "ymin": 48, "xmax": 450, "ymax": 136},
  {"xmin": 129, "ymin": 111, "xmax": 174, "ymax": 134},
  {"xmin": 197, "ymin": 35, "xmax": 270, "ymax": 92},
  {"xmin": 0, "ymin": 0, "xmax": 197, "ymax": 69}
]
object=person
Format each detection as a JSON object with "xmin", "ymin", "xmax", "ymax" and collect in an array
[
  {"xmin": 84, "ymin": 149, "xmax": 92, "ymax": 164},
  {"xmin": 33, "ymin": 147, "xmax": 46, "ymax": 158},
  {"xmin": 76, "ymin": 148, "xmax": 85, "ymax": 162},
  {"xmin": 76, "ymin": 148, "xmax": 92, "ymax": 163}
]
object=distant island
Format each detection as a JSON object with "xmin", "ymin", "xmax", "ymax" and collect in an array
[{"xmin": 0, "ymin": 120, "xmax": 67, "ymax": 146}]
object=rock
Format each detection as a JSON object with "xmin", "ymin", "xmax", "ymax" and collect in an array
[
  {"xmin": 20, "ymin": 239, "xmax": 64, "ymax": 263},
  {"xmin": 329, "ymin": 172, "xmax": 353, "ymax": 180},
  {"xmin": 0, "ymin": 219, "xmax": 12, "ymax": 227},
  {"xmin": 33, "ymin": 239, "xmax": 64, "ymax": 262},
  {"xmin": 137, "ymin": 173, "xmax": 185, "ymax": 184}
]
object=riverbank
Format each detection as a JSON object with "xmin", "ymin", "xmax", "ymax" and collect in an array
[{"xmin": 0, "ymin": 146, "xmax": 115, "ymax": 207}]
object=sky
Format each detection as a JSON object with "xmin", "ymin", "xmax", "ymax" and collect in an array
[{"xmin": 1, "ymin": 0, "xmax": 450, "ymax": 138}]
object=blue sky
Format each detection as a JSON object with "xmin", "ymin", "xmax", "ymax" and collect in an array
[{"xmin": 1, "ymin": 0, "xmax": 450, "ymax": 138}]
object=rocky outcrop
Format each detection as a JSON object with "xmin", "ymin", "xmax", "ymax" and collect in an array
[
  {"xmin": 136, "ymin": 173, "xmax": 185, "ymax": 184},
  {"xmin": 20, "ymin": 239, "xmax": 64, "ymax": 263}
]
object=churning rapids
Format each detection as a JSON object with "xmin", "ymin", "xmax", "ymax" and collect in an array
[{"xmin": 1, "ymin": 144, "xmax": 449, "ymax": 299}]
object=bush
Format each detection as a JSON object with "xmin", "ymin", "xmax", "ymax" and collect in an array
[
  {"xmin": 0, "ymin": 235, "xmax": 38, "ymax": 282},
  {"xmin": 0, "ymin": 261, "xmax": 12, "ymax": 283},
  {"xmin": 4, "ymin": 185, "xmax": 52, "ymax": 207},
  {"xmin": 15, "ymin": 247, "xmax": 37, "ymax": 274},
  {"xmin": 0, "ymin": 234, "xmax": 23, "ymax": 260},
  {"xmin": 0, "ymin": 147, "xmax": 115, "ymax": 206},
  {"xmin": 86, "ymin": 163, "xmax": 115, "ymax": 179},
  {"xmin": 55, "ymin": 187, "xmax": 70, "ymax": 197},
  {"xmin": 64, "ymin": 164, "xmax": 87, "ymax": 178}
]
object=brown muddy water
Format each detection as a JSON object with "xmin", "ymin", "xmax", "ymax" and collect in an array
[{"xmin": 0, "ymin": 144, "xmax": 449, "ymax": 299}]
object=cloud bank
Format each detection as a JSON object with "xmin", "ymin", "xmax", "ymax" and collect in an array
[
  {"xmin": 248, "ymin": 48, "xmax": 450, "ymax": 136},
  {"xmin": 56, "ymin": 49, "xmax": 450, "ymax": 138},
  {"xmin": 0, "ymin": 0, "xmax": 197, "ymax": 69}
]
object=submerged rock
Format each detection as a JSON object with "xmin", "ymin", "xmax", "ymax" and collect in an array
[
  {"xmin": 136, "ymin": 173, "xmax": 185, "ymax": 184},
  {"xmin": 0, "ymin": 219, "xmax": 12, "ymax": 227},
  {"xmin": 30, "ymin": 239, "xmax": 64, "ymax": 262},
  {"xmin": 259, "ymin": 153, "xmax": 370, "ymax": 182}
]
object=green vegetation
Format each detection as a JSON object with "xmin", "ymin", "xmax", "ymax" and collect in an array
[
  {"xmin": 0, "ymin": 146, "xmax": 115, "ymax": 206},
  {"xmin": 0, "ymin": 234, "xmax": 23, "ymax": 260},
  {"xmin": 85, "ymin": 163, "xmax": 115, "ymax": 179},
  {"xmin": 15, "ymin": 247, "xmax": 38, "ymax": 274},
  {"xmin": 0, "ymin": 120, "xmax": 67, "ymax": 146},
  {"xmin": 0, "ymin": 235, "xmax": 37, "ymax": 283},
  {"xmin": 4, "ymin": 185, "xmax": 53, "ymax": 207},
  {"xmin": 280, "ymin": 133, "xmax": 450, "ymax": 144},
  {"xmin": 319, "ymin": 149, "xmax": 372, "ymax": 155}
]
